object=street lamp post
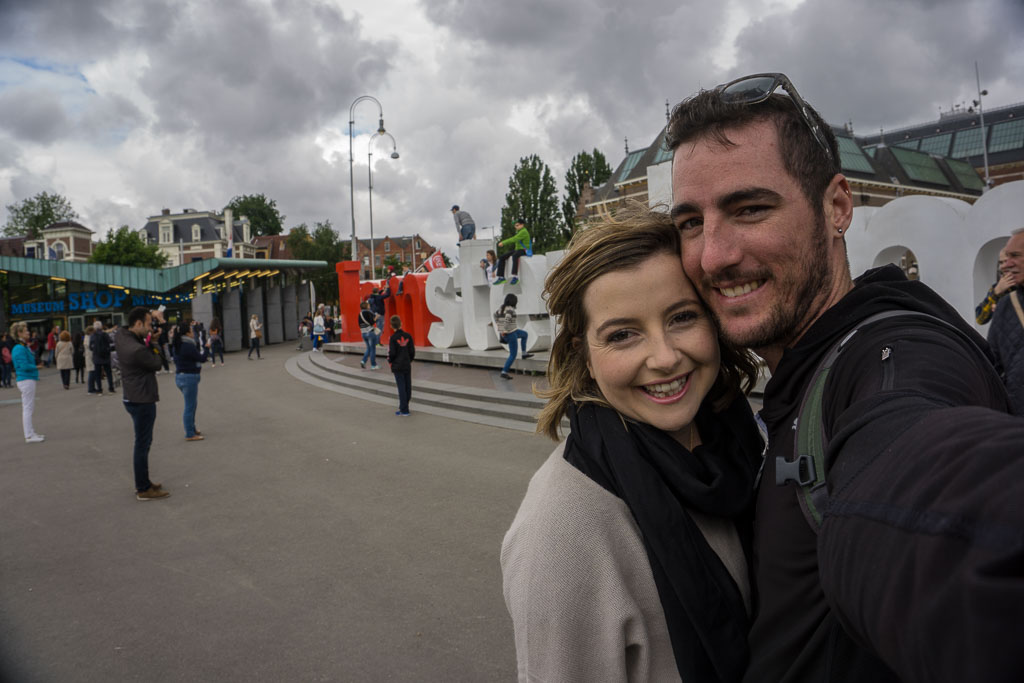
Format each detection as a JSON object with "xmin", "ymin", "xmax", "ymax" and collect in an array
[
  {"xmin": 367, "ymin": 131, "xmax": 400, "ymax": 280},
  {"xmin": 349, "ymin": 96, "xmax": 388, "ymax": 272},
  {"xmin": 973, "ymin": 61, "xmax": 992, "ymax": 190}
]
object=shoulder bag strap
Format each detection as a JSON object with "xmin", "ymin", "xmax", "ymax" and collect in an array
[{"xmin": 1010, "ymin": 289, "xmax": 1024, "ymax": 329}]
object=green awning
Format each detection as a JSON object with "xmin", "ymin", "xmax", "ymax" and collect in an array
[{"xmin": 0, "ymin": 256, "xmax": 328, "ymax": 293}]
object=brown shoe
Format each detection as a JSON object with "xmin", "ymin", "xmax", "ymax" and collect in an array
[
  {"xmin": 186, "ymin": 435, "xmax": 205, "ymax": 441},
  {"xmin": 151, "ymin": 482, "xmax": 162, "ymax": 490},
  {"xmin": 137, "ymin": 487, "xmax": 170, "ymax": 501}
]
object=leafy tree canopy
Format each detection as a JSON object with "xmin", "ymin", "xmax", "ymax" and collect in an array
[
  {"xmin": 286, "ymin": 220, "xmax": 347, "ymax": 304},
  {"xmin": 562, "ymin": 148, "xmax": 612, "ymax": 232},
  {"xmin": 225, "ymin": 194, "xmax": 285, "ymax": 237},
  {"xmin": 89, "ymin": 225, "xmax": 169, "ymax": 269},
  {"xmin": 500, "ymin": 154, "xmax": 565, "ymax": 253},
  {"xmin": 3, "ymin": 191, "xmax": 79, "ymax": 240}
]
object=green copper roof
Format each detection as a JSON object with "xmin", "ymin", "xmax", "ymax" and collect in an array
[{"xmin": 0, "ymin": 256, "xmax": 328, "ymax": 293}]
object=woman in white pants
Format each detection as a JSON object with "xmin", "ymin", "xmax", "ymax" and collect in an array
[{"xmin": 10, "ymin": 322, "xmax": 44, "ymax": 443}]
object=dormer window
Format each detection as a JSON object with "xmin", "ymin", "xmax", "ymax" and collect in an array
[
  {"xmin": 192, "ymin": 224, "xmax": 201, "ymax": 242},
  {"xmin": 384, "ymin": 241, "xmax": 391, "ymax": 253},
  {"xmin": 53, "ymin": 242, "xmax": 65, "ymax": 260}
]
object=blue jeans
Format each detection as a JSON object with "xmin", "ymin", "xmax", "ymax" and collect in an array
[
  {"xmin": 95, "ymin": 362, "xmax": 114, "ymax": 391},
  {"xmin": 175, "ymin": 373, "xmax": 201, "ymax": 437},
  {"xmin": 501, "ymin": 329, "xmax": 529, "ymax": 373},
  {"xmin": 248, "ymin": 337, "xmax": 261, "ymax": 358},
  {"xmin": 210, "ymin": 339, "xmax": 224, "ymax": 363},
  {"xmin": 394, "ymin": 370, "xmax": 412, "ymax": 413},
  {"xmin": 361, "ymin": 330, "xmax": 377, "ymax": 366},
  {"xmin": 124, "ymin": 401, "xmax": 157, "ymax": 492},
  {"xmin": 459, "ymin": 223, "xmax": 476, "ymax": 241}
]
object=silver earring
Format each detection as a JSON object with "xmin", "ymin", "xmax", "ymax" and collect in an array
[{"xmin": 837, "ymin": 228, "xmax": 844, "ymax": 234}]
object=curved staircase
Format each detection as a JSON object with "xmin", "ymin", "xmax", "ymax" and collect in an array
[{"xmin": 286, "ymin": 351, "xmax": 561, "ymax": 433}]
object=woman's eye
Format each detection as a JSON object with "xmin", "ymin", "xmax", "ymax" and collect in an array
[
  {"xmin": 605, "ymin": 329, "xmax": 635, "ymax": 344},
  {"xmin": 670, "ymin": 311, "xmax": 699, "ymax": 325}
]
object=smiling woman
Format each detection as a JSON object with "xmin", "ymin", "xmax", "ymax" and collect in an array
[{"xmin": 501, "ymin": 204, "xmax": 764, "ymax": 683}]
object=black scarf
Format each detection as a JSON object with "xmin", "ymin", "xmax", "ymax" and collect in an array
[{"xmin": 563, "ymin": 395, "xmax": 763, "ymax": 682}]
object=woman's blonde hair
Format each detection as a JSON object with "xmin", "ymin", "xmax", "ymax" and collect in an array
[
  {"xmin": 9, "ymin": 321, "xmax": 27, "ymax": 339},
  {"xmin": 535, "ymin": 203, "xmax": 759, "ymax": 441}
]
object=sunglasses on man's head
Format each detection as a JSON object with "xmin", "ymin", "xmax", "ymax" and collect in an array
[{"xmin": 715, "ymin": 72, "xmax": 834, "ymax": 164}]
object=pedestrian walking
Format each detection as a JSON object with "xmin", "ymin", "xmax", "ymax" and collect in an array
[
  {"xmin": 10, "ymin": 322, "xmax": 44, "ymax": 442},
  {"xmin": 387, "ymin": 315, "xmax": 415, "ymax": 416},
  {"xmin": 44, "ymin": 326, "xmax": 58, "ymax": 368},
  {"xmin": 84, "ymin": 326, "xmax": 98, "ymax": 394},
  {"xmin": 90, "ymin": 321, "xmax": 116, "ymax": 393},
  {"xmin": 312, "ymin": 307, "xmax": 326, "ymax": 351},
  {"xmin": 172, "ymin": 320, "xmax": 207, "ymax": 441},
  {"xmin": 358, "ymin": 301, "xmax": 379, "ymax": 369},
  {"xmin": 495, "ymin": 293, "xmax": 533, "ymax": 380},
  {"xmin": 248, "ymin": 314, "xmax": 262, "ymax": 359},
  {"xmin": 72, "ymin": 331, "xmax": 86, "ymax": 384},
  {"xmin": 116, "ymin": 307, "xmax": 168, "ymax": 500},
  {"xmin": 207, "ymin": 317, "xmax": 225, "ymax": 366},
  {"xmin": 0, "ymin": 332, "xmax": 14, "ymax": 389},
  {"xmin": 55, "ymin": 330, "xmax": 73, "ymax": 389}
]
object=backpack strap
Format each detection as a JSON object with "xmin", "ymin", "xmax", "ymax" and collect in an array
[{"xmin": 776, "ymin": 310, "xmax": 985, "ymax": 531}]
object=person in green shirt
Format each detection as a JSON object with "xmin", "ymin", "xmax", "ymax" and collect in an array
[{"xmin": 493, "ymin": 220, "xmax": 532, "ymax": 286}]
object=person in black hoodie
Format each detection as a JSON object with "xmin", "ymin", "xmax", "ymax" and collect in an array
[
  {"xmin": 387, "ymin": 315, "xmax": 415, "ymax": 416},
  {"xmin": 90, "ymin": 321, "xmax": 116, "ymax": 393},
  {"xmin": 665, "ymin": 73, "xmax": 1024, "ymax": 683}
]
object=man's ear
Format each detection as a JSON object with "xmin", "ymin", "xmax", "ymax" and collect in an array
[{"xmin": 824, "ymin": 174, "xmax": 854, "ymax": 237}]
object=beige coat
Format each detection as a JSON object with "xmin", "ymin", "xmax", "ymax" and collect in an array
[
  {"xmin": 83, "ymin": 334, "xmax": 95, "ymax": 371},
  {"xmin": 501, "ymin": 443, "xmax": 750, "ymax": 683},
  {"xmin": 55, "ymin": 340, "xmax": 74, "ymax": 370}
]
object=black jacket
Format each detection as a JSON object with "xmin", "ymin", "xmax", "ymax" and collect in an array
[
  {"xmin": 115, "ymin": 327, "xmax": 161, "ymax": 403},
  {"xmin": 90, "ymin": 330, "xmax": 112, "ymax": 364},
  {"xmin": 387, "ymin": 330, "xmax": 415, "ymax": 372},
  {"xmin": 172, "ymin": 336, "xmax": 207, "ymax": 374},
  {"xmin": 368, "ymin": 287, "xmax": 391, "ymax": 316},
  {"xmin": 745, "ymin": 265, "xmax": 1024, "ymax": 683}
]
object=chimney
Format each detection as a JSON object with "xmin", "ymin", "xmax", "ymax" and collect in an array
[
  {"xmin": 223, "ymin": 208, "xmax": 232, "ymax": 241},
  {"xmin": 162, "ymin": 208, "xmax": 170, "ymax": 215},
  {"xmin": 241, "ymin": 215, "xmax": 250, "ymax": 243}
]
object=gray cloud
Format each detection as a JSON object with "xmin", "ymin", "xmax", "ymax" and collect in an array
[
  {"xmin": 1, "ymin": 0, "xmax": 1022, "ymax": 256},
  {"xmin": 0, "ymin": 87, "xmax": 70, "ymax": 143}
]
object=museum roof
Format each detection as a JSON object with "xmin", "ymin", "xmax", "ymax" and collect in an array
[{"xmin": 0, "ymin": 256, "xmax": 328, "ymax": 293}]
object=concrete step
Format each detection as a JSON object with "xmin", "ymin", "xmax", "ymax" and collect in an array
[
  {"xmin": 306, "ymin": 349, "xmax": 546, "ymax": 410},
  {"xmin": 286, "ymin": 353, "xmax": 566, "ymax": 434}
]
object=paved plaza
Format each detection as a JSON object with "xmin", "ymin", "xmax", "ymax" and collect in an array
[{"xmin": 1, "ymin": 344, "xmax": 554, "ymax": 682}]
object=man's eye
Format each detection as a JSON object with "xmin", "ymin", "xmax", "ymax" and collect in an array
[
  {"xmin": 677, "ymin": 217, "xmax": 703, "ymax": 232},
  {"xmin": 738, "ymin": 205, "xmax": 769, "ymax": 217}
]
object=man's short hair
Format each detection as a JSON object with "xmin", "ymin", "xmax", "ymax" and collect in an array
[
  {"xmin": 390, "ymin": 315, "xmax": 402, "ymax": 329},
  {"xmin": 127, "ymin": 307, "xmax": 150, "ymax": 327},
  {"xmin": 666, "ymin": 90, "xmax": 840, "ymax": 210},
  {"xmin": 451, "ymin": 205, "xmax": 459, "ymax": 211}
]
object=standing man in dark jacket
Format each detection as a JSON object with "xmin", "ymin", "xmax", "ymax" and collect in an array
[
  {"xmin": 90, "ymin": 321, "xmax": 116, "ymax": 393},
  {"xmin": 987, "ymin": 228, "xmax": 1024, "ymax": 414},
  {"xmin": 387, "ymin": 315, "xmax": 415, "ymax": 416},
  {"xmin": 667, "ymin": 73, "xmax": 1024, "ymax": 682},
  {"xmin": 115, "ymin": 307, "xmax": 168, "ymax": 501}
]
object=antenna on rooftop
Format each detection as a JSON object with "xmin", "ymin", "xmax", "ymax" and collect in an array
[
  {"xmin": 666, "ymin": 100, "xmax": 671, "ymax": 122},
  {"xmin": 624, "ymin": 137, "xmax": 629, "ymax": 155}
]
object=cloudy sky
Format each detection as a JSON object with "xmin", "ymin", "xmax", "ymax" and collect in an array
[{"xmin": 1, "ymin": 0, "xmax": 1022, "ymax": 257}]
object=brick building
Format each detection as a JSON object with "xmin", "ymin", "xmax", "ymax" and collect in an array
[{"xmin": 354, "ymin": 234, "xmax": 436, "ymax": 277}]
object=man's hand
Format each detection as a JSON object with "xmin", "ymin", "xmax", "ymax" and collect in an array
[
  {"xmin": 151, "ymin": 309, "xmax": 165, "ymax": 324},
  {"xmin": 994, "ymin": 272, "xmax": 1016, "ymax": 296}
]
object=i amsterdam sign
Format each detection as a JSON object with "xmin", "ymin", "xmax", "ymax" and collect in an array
[{"xmin": 10, "ymin": 291, "xmax": 191, "ymax": 316}]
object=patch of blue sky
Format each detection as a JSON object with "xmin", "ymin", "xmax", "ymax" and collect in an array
[{"xmin": 0, "ymin": 57, "xmax": 95, "ymax": 95}]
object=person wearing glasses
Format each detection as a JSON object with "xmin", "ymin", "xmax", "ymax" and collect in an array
[{"xmin": 666, "ymin": 74, "xmax": 1024, "ymax": 683}]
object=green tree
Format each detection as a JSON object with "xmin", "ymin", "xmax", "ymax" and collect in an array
[
  {"xmin": 225, "ymin": 194, "xmax": 285, "ymax": 237},
  {"xmin": 562, "ymin": 148, "xmax": 613, "ymax": 232},
  {"xmin": 3, "ymin": 191, "xmax": 79, "ymax": 239},
  {"xmin": 89, "ymin": 225, "xmax": 169, "ymax": 268},
  {"xmin": 286, "ymin": 220, "xmax": 347, "ymax": 304},
  {"xmin": 500, "ymin": 154, "xmax": 565, "ymax": 253}
]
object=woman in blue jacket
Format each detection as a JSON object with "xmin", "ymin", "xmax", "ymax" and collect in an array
[
  {"xmin": 172, "ymin": 320, "xmax": 208, "ymax": 441},
  {"xmin": 10, "ymin": 322, "xmax": 44, "ymax": 443}
]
